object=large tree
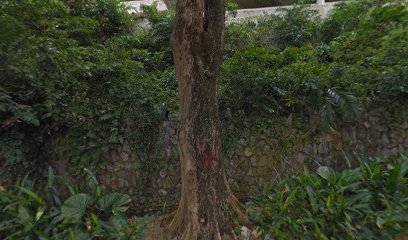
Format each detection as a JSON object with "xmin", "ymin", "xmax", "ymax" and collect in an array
[{"xmin": 165, "ymin": 0, "xmax": 247, "ymax": 239}]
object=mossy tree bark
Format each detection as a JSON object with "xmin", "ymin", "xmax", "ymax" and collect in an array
[{"xmin": 166, "ymin": 0, "xmax": 247, "ymax": 239}]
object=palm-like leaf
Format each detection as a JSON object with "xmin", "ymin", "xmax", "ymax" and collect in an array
[
  {"xmin": 320, "ymin": 89, "xmax": 361, "ymax": 130},
  {"xmin": 327, "ymin": 89, "xmax": 361, "ymax": 120}
]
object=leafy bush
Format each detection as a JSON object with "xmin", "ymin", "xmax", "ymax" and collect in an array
[
  {"xmin": 0, "ymin": 0, "xmax": 177, "ymax": 182},
  {"xmin": 221, "ymin": 45, "xmax": 360, "ymax": 130},
  {"xmin": 0, "ymin": 169, "xmax": 144, "ymax": 239},
  {"xmin": 320, "ymin": 0, "xmax": 384, "ymax": 43},
  {"xmin": 257, "ymin": 5, "xmax": 322, "ymax": 49},
  {"xmin": 140, "ymin": 2, "xmax": 174, "ymax": 52},
  {"xmin": 221, "ymin": 0, "xmax": 406, "ymax": 130},
  {"xmin": 224, "ymin": 22, "xmax": 259, "ymax": 57},
  {"xmin": 1, "ymin": 0, "xmax": 407, "ymax": 219},
  {"xmin": 249, "ymin": 154, "xmax": 408, "ymax": 240},
  {"xmin": 330, "ymin": 0, "xmax": 408, "ymax": 101}
]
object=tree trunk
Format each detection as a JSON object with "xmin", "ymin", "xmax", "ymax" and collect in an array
[{"xmin": 165, "ymin": 0, "xmax": 247, "ymax": 239}]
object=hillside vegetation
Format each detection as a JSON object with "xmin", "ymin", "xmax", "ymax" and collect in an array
[{"xmin": 0, "ymin": 0, "xmax": 407, "ymax": 239}]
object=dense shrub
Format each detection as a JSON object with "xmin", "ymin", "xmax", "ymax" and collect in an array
[
  {"xmin": 330, "ymin": 1, "xmax": 408, "ymax": 101},
  {"xmin": 257, "ymin": 5, "xmax": 322, "ymax": 49},
  {"xmin": 0, "ymin": 169, "xmax": 144, "ymax": 239},
  {"xmin": 224, "ymin": 22, "xmax": 259, "ymax": 57},
  {"xmin": 2, "ymin": 0, "xmax": 406, "ymax": 184},
  {"xmin": 0, "ymin": 0, "xmax": 177, "ymax": 182},
  {"xmin": 221, "ymin": 0, "xmax": 407, "ymax": 128},
  {"xmin": 250, "ymin": 154, "xmax": 408, "ymax": 240},
  {"xmin": 221, "ymin": 44, "xmax": 360, "ymax": 130},
  {"xmin": 1, "ymin": 0, "xmax": 407, "ymax": 224},
  {"xmin": 320, "ymin": 0, "xmax": 384, "ymax": 43}
]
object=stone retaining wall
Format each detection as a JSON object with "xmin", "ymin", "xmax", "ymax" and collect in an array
[
  {"xmin": 97, "ymin": 107, "xmax": 408, "ymax": 212},
  {"xmin": 225, "ymin": 107, "xmax": 408, "ymax": 195}
]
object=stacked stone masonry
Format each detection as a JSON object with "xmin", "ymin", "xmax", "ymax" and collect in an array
[{"xmin": 97, "ymin": 107, "xmax": 408, "ymax": 212}]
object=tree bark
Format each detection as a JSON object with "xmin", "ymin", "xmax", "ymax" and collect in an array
[{"xmin": 165, "ymin": 0, "xmax": 247, "ymax": 239}]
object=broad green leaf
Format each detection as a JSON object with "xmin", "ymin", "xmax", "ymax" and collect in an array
[
  {"xmin": 18, "ymin": 187, "xmax": 43, "ymax": 204},
  {"xmin": 361, "ymin": 160, "xmax": 373, "ymax": 178},
  {"xmin": 339, "ymin": 168, "xmax": 360, "ymax": 184},
  {"xmin": 347, "ymin": 190, "xmax": 371, "ymax": 206},
  {"xmin": 325, "ymin": 196, "xmax": 331, "ymax": 208},
  {"xmin": 84, "ymin": 168, "xmax": 98, "ymax": 190},
  {"xmin": 376, "ymin": 217, "xmax": 385, "ymax": 228},
  {"xmin": 306, "ymin": 186, "xmax": 318, "ymax": 213},
  {"xmin": 97, "ymin": 193, "xmax": 130, "ymax": 214},
  {"xmin": 18, "ymin": 206, "xmax": 32, "ymax": 223},
  {"xmin": 283, "ymin": 186, "xmax": 299, "ymax": 210},
  {"xmin": 35, "ymin": 206, "xmax": 45, "ymax": 221},
  {"xmin": 303, "ymin": 166, "xmax": 310, "ymax": 178},
  {"xmin": 68, "ymin": 228, "xmax": 91, "ymax": 240},
  {"xmin": 317, "ymin": 166, "xmax": 335, "ymax": 181},
  {"xmin": 61, "ymin": 193, "xmax": 92, "ymax": 220}
]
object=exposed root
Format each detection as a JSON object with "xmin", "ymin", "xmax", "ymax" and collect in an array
[
  {"xmin": 163, "ymin": 173, "xmax": 252, "ymax": 240},
  {"xmin": 160, "ymin": 211, "xmax": 176, "ymax": 227},
  {"xmin": 226, "ymin": 175, "xmax": 251, "ymax": 227},
  {"xmin": 228, "ymin": 194, "xmax": 251, "ymax": 227},
  {"xmin": 229, "ymin": 229, "xmax": 239, "ymax": 240},
  {"xmin": 164, "ymin": 196, "xmax": 250, "ymax": 239},
  {"xmin": 164, "ymin": 206, "xmax": 184, "ymax": 239}
]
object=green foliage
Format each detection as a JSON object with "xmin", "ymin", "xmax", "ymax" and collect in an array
[
  {"xmin": 1, "ymin": 0, "xmax": 407, "ymax": 226},
  {"xmin": 320, "ymin": 0, "xmax": 384, "ymax": 42},
  {"xmin": 257, "ymin": 5, "xmax": 322, "ymax": 48},
  {"xmin": 330, "ymin": 0, "xmax": 408, "ymax": 101},
  {"xmin": 250, "ymin": 154, "xmax": 408, "ymax": 239},
  {"xmin": 221, "ymin": 45, "xmax": 361, "ymax": 130},
  {"xmin": 0, "ymin": 0, "xmax": 177, "ymax": 182},
  {"xmin": 140, "ymin": 2, "xmax": 174, "ymax": 51},
  {"xmin": 320, "ymin": 89, "xmax": 360, "ymax": 131},
  {"xmin": 224, "ymin": 21, "xmax": 259, "ymax": 57},
  {"xmin": 225, "ymin": 0, "xmax": 238, "ymax": 17},
  {"xmin": 221, "ymin": 0, "xmax": 406, "ymax": 131},
  {"xmin": 0, "ymin": 169, "xmax": 144, "ymax": 239}
]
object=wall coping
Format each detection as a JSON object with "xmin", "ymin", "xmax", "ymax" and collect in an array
[
  {"xmin": 124, "ymin": 0, "xmax": 340, "ymax": 20},
  {"xmin": 227, "ymin": 2, "xmax": 339, "ymax": 22}
]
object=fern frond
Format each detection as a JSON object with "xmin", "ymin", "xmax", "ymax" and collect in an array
[{"xmin": 327, "ymin": 88, "xmax": 361, "ymax": 121}]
